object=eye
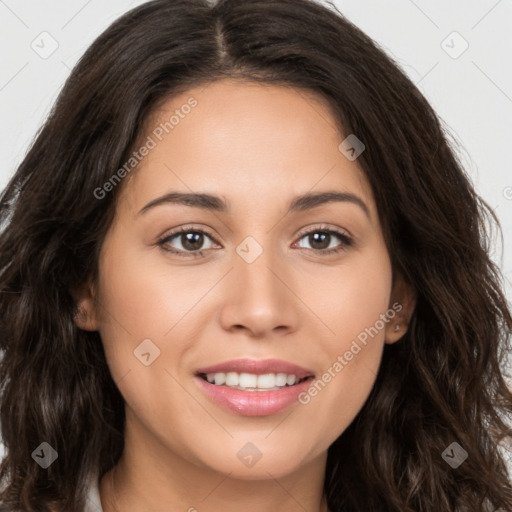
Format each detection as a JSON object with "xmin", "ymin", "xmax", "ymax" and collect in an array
[
  {"xmin": 157, "ymin": 226, "xmax": 219, "ymax": 258},
  {"xmin": 293, "ymin": 225, "xmax": 353, "ymax": 255}
]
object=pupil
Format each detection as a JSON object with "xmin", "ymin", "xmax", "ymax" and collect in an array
[
  {"xmin": 310, "ymin": 232, "xmax": 329, "ymax": 250},
  {"xmin": 183, "ymin": 232, "xmax": 203, "ymax": 251}
]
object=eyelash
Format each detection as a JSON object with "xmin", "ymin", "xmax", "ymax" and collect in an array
[{"xmin": 156, "ymin": 224, "xmax": 353, "ymax": 259}]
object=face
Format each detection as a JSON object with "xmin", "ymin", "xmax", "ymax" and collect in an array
[{"xmin": 75, "ymin": 79, "xmax": 414, "ymax": 480}]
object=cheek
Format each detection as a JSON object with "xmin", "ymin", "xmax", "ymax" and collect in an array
[
  {"xmin": 94, "ymin": 235, "xmax": 218, "ymax": 416},
  {"xmin": 329, "ymin": 245, "xmax": 393, "ymax": 369},
  {"xmin": 299, "ymin": 241, "xmax": 392, "ymax": 348},
  {"xmin": 95, "ymin": 238, "xmax": 200, "ymax": 348},
  {"xmin": 295, "ymin": 245, "xmax": 392, "ymax": 445},
  {"xmin": 93, "ymin": 242, "xmax": 206, "ymax": 448}
]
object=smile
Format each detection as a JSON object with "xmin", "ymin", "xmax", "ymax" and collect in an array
[
  {"xmin": 199, "ymin": 371, "xmax": 310, "ymax": 391},
  {"xmin": 195, "ymin": 359, "xmax": 315, "ymax": 416}
]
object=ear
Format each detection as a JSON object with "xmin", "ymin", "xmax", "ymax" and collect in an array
[
  {"xmin": 71, "ymin": 279, "xmax": 100, "ymax": 331},
  {"xmin": 385, "ymin": 274, "xmax": 416, "ymax": 344}
]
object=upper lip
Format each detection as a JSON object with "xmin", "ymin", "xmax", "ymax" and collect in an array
[{"xmin": 196, "ymin": 358, "xmax": 315, "ymax": 379}]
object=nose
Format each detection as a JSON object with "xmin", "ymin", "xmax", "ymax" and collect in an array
[{"xmin": 218, "ymin": 241, "xmax": 299, "ymax": 338}]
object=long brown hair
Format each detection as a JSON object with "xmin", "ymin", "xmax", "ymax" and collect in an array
[{"xmin": 1, "ymin": 0, "xmax": 511, "ymax": 510}]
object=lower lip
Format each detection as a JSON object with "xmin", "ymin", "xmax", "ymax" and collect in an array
[{"xmin": 195, "ymin": 376, "xmax": 314, "ymax": 416}]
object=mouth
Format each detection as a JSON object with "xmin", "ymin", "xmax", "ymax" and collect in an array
[{"xmin": 194, "ymin": 359, "xmax": 315, "ymax": 416}]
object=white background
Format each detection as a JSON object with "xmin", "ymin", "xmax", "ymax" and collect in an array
[{"xmin": 0, "ymin": 0, "xmax": 511, "ymax": 477}]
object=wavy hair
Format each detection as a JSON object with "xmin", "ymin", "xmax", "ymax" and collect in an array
[{"xmin": 0, "ymin": 0, "xmax": 511, "ymax": 510}]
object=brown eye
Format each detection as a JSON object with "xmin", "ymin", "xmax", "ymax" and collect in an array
[
  {"xmin": 157, "ymin": 227, "xmax": 218, "ymax": 258},
  {"xmin": 295, "ymin": 227, "xmax": 352, "ymax": 254}
]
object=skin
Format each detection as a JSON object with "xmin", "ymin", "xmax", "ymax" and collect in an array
[{"xmin": 74, "ymin": 78, "xmax": 415, "ymax": 512}]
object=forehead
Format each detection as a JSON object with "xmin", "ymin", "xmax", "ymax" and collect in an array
[{"xmin": 120, "ymin": 79, "xmax": 375, "ymax": 220}]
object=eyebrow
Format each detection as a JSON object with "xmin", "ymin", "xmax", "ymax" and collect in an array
[{"xmin": 138, "ymin": 190, "xmax": 370, "ymax": 219}]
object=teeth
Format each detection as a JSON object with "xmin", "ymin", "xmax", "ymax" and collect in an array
[
  {"xmin": 257, "ymin": 374, "xmax": 277, "ymax": 389},
  {"xmin": 203, "ymin": 372, "xmax": 304, "ymax": 390},
  {"xmin": 286, "ymin": 374, "xmax": 296, "ymax": 386},
  {"xmin": 214, "ymin": 372, "xmax": 225, "ymax": 385},
  {"xmin": 239, "ymin": 373, "xmax": 257, "ymax": 388},
  {"xmin": 225, "ymin": 372, "xmax": 239, "ymax": 386},
  {"xmin": 275, "ymin": 373, "xmax": 287, "ymax": 386}
]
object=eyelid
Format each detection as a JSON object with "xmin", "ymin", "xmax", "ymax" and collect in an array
[
  {"xmin": 295, "ymin": 223, "xmax": 352, "ymax": 241},
  {"xmin": 159, "ymin": 224, "xmax": 218, "ymax": 242}
]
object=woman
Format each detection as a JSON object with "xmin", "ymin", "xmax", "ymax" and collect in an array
[{"xmin": 0, "ymin": 0, "xmax": 511, "ymax": 510}]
